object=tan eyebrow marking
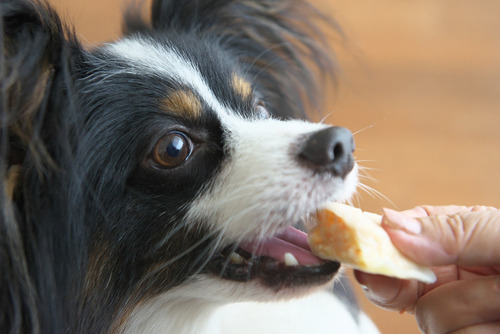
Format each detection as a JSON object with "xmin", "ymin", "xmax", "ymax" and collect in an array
[
  {"xmin": 5, "ymin": 165, "xmax": 21, "ymax": 200},
  {"xmin": 231, "ymin": 73, "xmax": 252, "ymax": 99},
  {"xmin": 162, "ymin": 90, "xmax": 203, "ymax": 119}
]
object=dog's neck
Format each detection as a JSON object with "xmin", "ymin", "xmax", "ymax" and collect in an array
[
  {"xmin": 119, "ymin": 280, "xmax": 379, "ymax": 334},
  {"xmin": 121, "ymin": 293, "xmax": 223, "ymax": 334},
  {"xmin": 119, "ymin": 276, "xmax": 239, "ymax": 334}
]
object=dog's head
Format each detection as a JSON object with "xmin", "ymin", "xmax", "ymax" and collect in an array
[{"xmin": 1, "ymin": 0, "xmax": 356, "ymax": 332}]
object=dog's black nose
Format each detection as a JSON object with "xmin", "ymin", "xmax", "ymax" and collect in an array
[{"xmin": 298, "ymin": 126, "xmax": 355, "ymax": 178}]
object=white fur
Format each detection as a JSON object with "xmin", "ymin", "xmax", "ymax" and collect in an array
[
  {"xmin": 121, "ymin": 275, "xmax": 379, "ymax": 334},
  {"xmin": 217, "ymin": 290, "xmax": 379, "ymax": 334}
]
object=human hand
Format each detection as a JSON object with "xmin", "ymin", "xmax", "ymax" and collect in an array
[{"xmin": 354, "ymin": 205, "xmax": 500, "ymax": 334}]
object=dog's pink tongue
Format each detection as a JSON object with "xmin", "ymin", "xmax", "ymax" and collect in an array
[{"xmin": 239, "ymin": 226, "xmax": 324, "ymax": 266}]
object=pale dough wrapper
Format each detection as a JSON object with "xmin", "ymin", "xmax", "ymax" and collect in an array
[{"xmin": 308, "ymin": 203, "xmax": 437, "ymax": 283}]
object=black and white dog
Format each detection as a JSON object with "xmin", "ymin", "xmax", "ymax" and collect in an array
[{"xmin": 1, "ymin": 0, "xmax": 379, "ymax": 332}]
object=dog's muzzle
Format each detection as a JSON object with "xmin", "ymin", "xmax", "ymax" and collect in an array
[{"xmin": 206, "ymin": 126, "xmax": 355, "ymax": 289}]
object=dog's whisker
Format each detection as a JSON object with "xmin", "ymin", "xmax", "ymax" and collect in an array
[
  {"xmin": 355, "ymin": 159, "xmax": 378, "ymax": 165},
  {"xmin": 145, "ymin": 228, "xmax": 221, "ymax": 282},
  {"xmin": 356, "ymin": 163, "xmax": 384, "ymax": 184},
  {"xmin": 189, "ymin": 233, "xmax": 227, "ymax": 276},
  {"xmin": 153, "ymin": 223, "xmax": 187, "ymax": 251},
  {"xmin": 357, "ymin": 182, "xmax": 396, "ymax": 209},
  {"xmin": 352, "ymin": 190, "xmax": 364, "ymax": 208},
  {"xmin": 352, "ymin": 120, "xmax": 385, "ymax": 137},
  {"xmin": 319, "ymin": 110, "xmax": 336, "ymax": 124},
  {"xmin": 357, "ymin": 175, "xmax": 380, "ymax": 185}
]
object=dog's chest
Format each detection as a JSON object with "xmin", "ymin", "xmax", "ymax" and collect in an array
[
  {"xmin": 123, "ymin": 288, "xmax": 380, "ymax": 334},
  {"xmin": 215, "ymin": 290, "xmax": 380, "ymax": 334}
]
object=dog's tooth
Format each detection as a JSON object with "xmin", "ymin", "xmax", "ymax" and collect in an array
[
  {"xmin": 230, "ymin": 252, "xmax": 244, "ymax": 265},
  {"xmin": 284, "ymin": 252, "xmax": 299, "ymax": 266}
]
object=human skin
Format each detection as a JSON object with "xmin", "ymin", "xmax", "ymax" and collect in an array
[{"xmin": 354, "ymin": 205, "xmax": 500, "ymax": 334}]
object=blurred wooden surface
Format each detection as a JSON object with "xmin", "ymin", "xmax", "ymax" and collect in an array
[{"xmin": 47, "ymin": 1, "xmax": 500, "ymax": 333}]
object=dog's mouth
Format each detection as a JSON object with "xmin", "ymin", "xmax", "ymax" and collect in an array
[{"xmin": 207, "ymin": 226, "xmax": 340, "ymax": 289}]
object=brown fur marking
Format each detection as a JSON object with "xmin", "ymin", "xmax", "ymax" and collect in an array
[
  {"xmin": 231, "ymin": 73, "xmax": 252, "ymax": 99},
  {"xmin": 162, "ymin": 90, "xmax": 203, "ymax": 119}
]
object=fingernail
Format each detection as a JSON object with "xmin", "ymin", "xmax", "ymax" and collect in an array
[
  {"xmin": 495, "ymin": 278, "xmax": 500, "ymax": 293},
  {"xmin": 382, "ymin": 208, "xmax": 422, "ymax": 234},
  {"xmin": 354, "ymin": 270, "xmax": 403, "ymax": 304},
  {"xmin": 354, "ymin": 272, "xmax": 372, "ymax": 293}
]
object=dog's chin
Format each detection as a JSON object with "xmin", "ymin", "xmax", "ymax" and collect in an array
[{"xmin": 206, "ymin": 225, "xmax": 341, "ymax": 291}]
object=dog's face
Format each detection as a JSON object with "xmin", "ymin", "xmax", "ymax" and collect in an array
[
  {"xmin": 81, "ymin": 33, "xmax": 356, "ymax": 299},
  {"xmin": 2, "ymin": 0, "xmax": 356, "ymax": 332}
]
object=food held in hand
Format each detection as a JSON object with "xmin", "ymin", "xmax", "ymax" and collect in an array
[{"xmin": 307, "ymin": 203, "xmax": 437, "ymax": 283}]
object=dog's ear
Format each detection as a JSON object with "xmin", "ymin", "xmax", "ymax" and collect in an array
[
  {"xmin": 1, "ymin": 0, "xmax": 76, "ymax": 168},
  {"xmin": 124, "ymin": 0, "xmax": 340, "ymax": 119},
  {"xmin": 1, "ymin": 1, "xmax": 75, "ymax": 331},
  {"xmin": 0, "ymin": 0, "xmax": 77, "ymax": 179}
]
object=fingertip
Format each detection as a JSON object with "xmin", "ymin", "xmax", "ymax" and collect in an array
[
  {"xmin": 381, "ymin": 209, "xmax": 456, "ymax": 266},
  {"xmin": 382, "ymin": 208, "xmax": 422, "ymax": 235},
  {"xmin": 384, "ymin": 228, "xmax": 455, "ymax": 266},
  {"xmin": 353, "ymin": 269, "xmax": 370, "ymax": 291},
  {"xmin": 354, "ymin": 270, "xmax": 421, "ymax": 313},
  {"xmin": 353, "ymin": 270, "xmax": 403, "ymax": 303}
]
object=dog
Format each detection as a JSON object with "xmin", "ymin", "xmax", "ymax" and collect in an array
[{"xmin": 1, "ymin": 0, "xmax": 379, "ymax": 333}]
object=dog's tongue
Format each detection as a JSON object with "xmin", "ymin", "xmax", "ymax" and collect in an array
[{"xmin": 239, "ymin": 226, "xmax": 325, "ymax": 266}]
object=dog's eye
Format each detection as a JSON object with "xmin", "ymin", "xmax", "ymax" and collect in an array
[
  {"xmin": 152, "ymin": 131, "xmax": 192, "ymax": 168},
  {"xmin": 255, "ymin": 100, "xmax": 270, "ymax": 119}
]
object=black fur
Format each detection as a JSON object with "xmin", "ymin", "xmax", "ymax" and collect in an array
[{"xmin": 0, "ymin": 0, "xmax": 338, "ymax": 332}]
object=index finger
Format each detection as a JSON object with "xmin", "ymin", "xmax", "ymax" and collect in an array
[
  {"xmin": 399, "ymin": 205, "xmax": 477, "ymax": 218},
  {"xmin": 383, "ymin": 207, "xmax": 500, "ymax": 267}
]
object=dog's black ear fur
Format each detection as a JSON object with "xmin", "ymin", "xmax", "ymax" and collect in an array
[
  {"xmin": 124, "ymin": 0, "xmax": 340, "ymax": 119},
  {"xmin": 1, "ymin": 0, "xmax": 75, "ymax": 169},
  {"xmin": 1, "ymin": 1, "xmax": 76, "ymax": 332}
]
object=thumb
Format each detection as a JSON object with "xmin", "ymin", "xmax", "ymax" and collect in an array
[{"xmin": 382, "ymin": 206, "xmax": 500, "ymax": 267}]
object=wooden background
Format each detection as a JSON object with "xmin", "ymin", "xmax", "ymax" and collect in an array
[{"xmin": 46, "ymin": 0, "xmax": 500, "ymax": 333}]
